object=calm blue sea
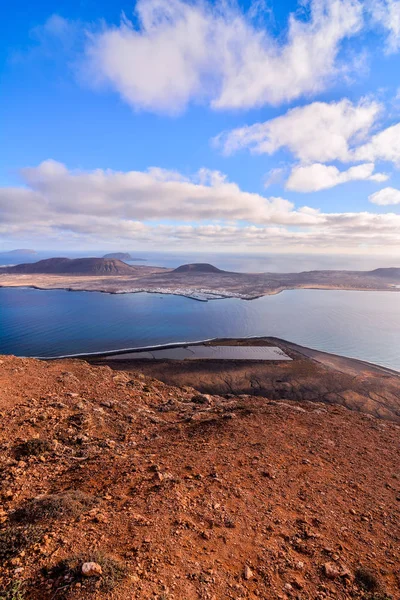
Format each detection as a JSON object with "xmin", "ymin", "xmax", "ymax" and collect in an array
[{"xmin": 0, "ymin": 287, "xmax": 399, "ymax": 370}]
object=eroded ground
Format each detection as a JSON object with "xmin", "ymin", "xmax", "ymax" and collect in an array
[
  {"xmin": 0, "ymin": 354, "xmax": 399, "ymax": 599},
  {"xmin": 99, "ymin": 338, "xmax": 400, "ymax": 423}
]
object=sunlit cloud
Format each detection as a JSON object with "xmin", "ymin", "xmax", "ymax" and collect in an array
[{"xmin": 1, "ymin": 160, "xmax": 399, "ymax": 253}]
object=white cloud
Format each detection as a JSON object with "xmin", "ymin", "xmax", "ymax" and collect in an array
[
  {"xmin": 16, "ymin": 159, "xmax": 322, "ymax": 226},
  {"xmin": 368, "ymin": 0, "xmax": 400, "ymax": 53},
  {"xmin": 264, "ymin": 167, "xmax": 287, "ymax": 188},
  {"xmin": 369, "ymin": 186, "xmax": 400, "ymax": 205},
  {"xmin": 1, "ymin": 160, "xmax": 400, "ymax": 253},
  {"xmin": 354, "ymin": 122, "xmax": 400, "ymax": 165},
  {"xmin": 215, "ymin": 95, "xmax": 400, "ymax": 176},
  {"xmin": 286, "ymin": 162, "xmax": 388, "ymax": 192},
  {"xmin": 0, "ymin": 160, "xmax": 319, "ymax": 227},
  {"xmin": 214, "ymin": 98, "xmax": 381, "ymax": 162},
  {"xmin": 82, "ymin": 0, "xmax": 364, "ymax": 113}
]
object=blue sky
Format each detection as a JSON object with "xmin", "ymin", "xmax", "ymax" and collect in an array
[{"xmin": 1, "ymin": 0, "xmax": 400, "ymax": 254}]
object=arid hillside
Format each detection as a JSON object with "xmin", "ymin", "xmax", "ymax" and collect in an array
[
  {"xmin": 1, "ymin": 261, "xmax": 400, "ymax": 298},
  {"xmin": 99, "ymin": 337, "xmax": 400, "ymax": 423},
  {"xmin": 1, "ymin": 258, "xmax": 140, "ymax": 276},
  {"xmin": 0, "ymin": 355, "xmax": 399, "ymax": 599}
]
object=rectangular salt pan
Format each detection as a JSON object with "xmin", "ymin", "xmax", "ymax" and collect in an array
[{"xmin": 107, "ymin": 345, "xmax": 292, "ymax": 361}]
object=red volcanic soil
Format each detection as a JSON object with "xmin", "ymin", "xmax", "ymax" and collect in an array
[{"xmin": 0, "ymin": 354, "xmax": 399, "ymax": 599}]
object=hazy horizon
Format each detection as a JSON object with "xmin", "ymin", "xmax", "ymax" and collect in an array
[{"xmin": 2, "ymin": 0, "xmax": 400, "ymax": 255}]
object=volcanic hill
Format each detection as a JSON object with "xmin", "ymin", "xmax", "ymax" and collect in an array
[
  {"xmin": 368, "ymin": 267, "xmax": 400, "ymax": 279},
  {"xmin": 102, "ymin": 253, "xmax": 147, "ymax": 261},
  {"xmin": 1, "ymin": 258, "xmax": 400, "ymax": 298},
  {"xmin": 0, "ymin": 249, "xmax": 37, "ymax": 256},
  {"xmin": 0, "ymin": 347, "xmax": 399, "ymax": 599},
  {"xmin": 173, "ymin": 263, "xmax": 224, "ymax": 273},
  {"xmin": 2, "ymin": 257, "xmax": 136, "ymax": 276}
]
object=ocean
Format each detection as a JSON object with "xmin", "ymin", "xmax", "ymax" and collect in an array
[{"xmin": 0, "ymin": 287, "xmax": 399, "ymax": 370}]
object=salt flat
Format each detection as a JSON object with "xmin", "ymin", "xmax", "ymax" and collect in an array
[{"xmin": 105, "ymin": 344, "xmax": 292, "ymax": 361}]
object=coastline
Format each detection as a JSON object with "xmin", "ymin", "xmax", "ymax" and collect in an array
[
  {"xmin": 31, "ymin": 334, "xmax": 400, "ymax": 376},
  {"xmin": 0, "ymin": 280, "xmax": 397, "ymax": 302}
]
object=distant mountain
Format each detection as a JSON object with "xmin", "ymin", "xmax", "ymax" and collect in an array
[
  {"xmin": 103, "ymin": 253, "xmax": 132, "ymax": 260},
  {"xmin": 173, "ymin": 263, "xmax": 224, "ymax": 274},
  {"xmin": 367, "ymin": 267, "xmax": 400, "ymax": 279},
  {"xmin": 0, "ymin": 249, "xmax": 37, "ymax": 256},
  {"xmin": 3, "ymin": 257, "xmax": 136, "ymax": 276}
]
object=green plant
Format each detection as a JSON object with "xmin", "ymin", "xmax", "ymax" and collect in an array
[{"xmin": 0, "ymin": 580, "xmax": 26, "ymax": 600}]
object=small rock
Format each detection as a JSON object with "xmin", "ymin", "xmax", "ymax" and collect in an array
[
  {"xmin": 244, "ymin": 565, "xmax": 253, "ymax": 580},
  {"xmin": 191, "ymin": 394, "xmax": 210, "ymax": 405},
  {"xmin": 324, "ymin": 562, "xmax": 341, "ymax": 579},
  {"xmin": 82, "ymin": 562, "xmax": 103, "ymax": 577},
  {"xmin": 131, "ymin": 513, "xmax": 152, "ymax": 526}
]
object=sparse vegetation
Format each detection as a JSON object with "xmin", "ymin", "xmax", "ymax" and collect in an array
[
  {"xmin": 0, "ymin": 526, "xmax": 41, "ymax": 565},
  {"xmin": 43, "ymin": 553, "xmax": 127, "ymax": 595},
  {"xmin": 14, "ymin": 439, "xmax": 51, "ymax": 459},
  {"xmin": 355, "ymin": 567, "xmax": 382, "ymax": 592},
  {"xmin": 0, "ymin": 580, "xmax": 26, "ymax": 600},
  {"xmin": 12, "ymin": 491, "xmax": 95, "ymax": 524},
  {"xmin": 0, "ymin": 354, "xmax": 399, "ymax": 598}
]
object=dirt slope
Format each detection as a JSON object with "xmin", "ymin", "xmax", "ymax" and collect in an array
[
  {"xmin": 99, "ymin": 338, "xmax": 400, "ymax": 423},
  {"xmin": 0, "ymin": 355, "xmax": 399, "ymax": 599}
]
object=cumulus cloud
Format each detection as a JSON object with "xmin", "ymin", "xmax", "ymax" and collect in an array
[
  {"xmin": 286, "ymin": 162, "xmax": 388, "ymax": 192},
  {"xmin": 1, "ymin": 160, "xmax": 400, "ymax": 252},
  {"xmin": 369, "ymin": 0, "xmax": 400, "ymax": 53},
  {"xmin": 354, "ymin": 122, "xmax": 400, "ymax": 165},
  {"xmin": 214, "ymin": 98, "xmax": 381, "ymax": 162},
  {"xmin": 215, "ymin": 96, "xmax": 400, "ymax": 180},
  {"xmin": 15, "ymin": 159, "xmax": 321, "ymax": 226},
  {"xmin": 369, "ymin": 186, "xmax": 400, "ymax": 205},
  {"xmin": 82, "ymin": 0, "xmax": 364, "ymax": 113}
]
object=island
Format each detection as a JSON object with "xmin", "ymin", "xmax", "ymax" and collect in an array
[
  {"xmin": 0, "ymin": 258, "xmax": 399, "ymax": 300},
  {"xmin": 102, "ymin": 252, "xmax": 147, "ymax": 261},
  {"xmin": 0, "ymin": 248, "xmax": 37, "ymax": 256}
]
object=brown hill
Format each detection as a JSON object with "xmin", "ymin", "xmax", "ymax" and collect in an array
[
  {"xmin": 367, "ymin": 267, "xmax": 400, "ymax": 279},
  {"xmin": 0, "ymin": 354, "xmax": 399, "ymax": 599},
  {"xmin": 102, "ymin": 337, "xmax": 400, "ymax": 422},
  {"xmin": 2, "ymin": 257, "xmax": 135, "ymax": 276},
  {"xmin": 173, "ymin": 263, "xmax": 224, "ymax": 274},
  {"xmin": 0, "ymin": 249, "xmax": 37, "ymax": 256},
  {"xmin": 102, "ymin": 253, "xmax": 132, "ymax": 260}
]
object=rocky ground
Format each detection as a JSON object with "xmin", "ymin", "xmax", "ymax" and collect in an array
[
  {"xmin": 0, "ymin": 355, "xmax": 399, "ymax": 599},
  {"xmin": 100, "ymin": 338, "xmax": 400, "ymax": 423}
]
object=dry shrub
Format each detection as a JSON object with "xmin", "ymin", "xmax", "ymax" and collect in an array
[{"xmin": 12, "ymin": 491, "xmax": 95, "ymax": 524}]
